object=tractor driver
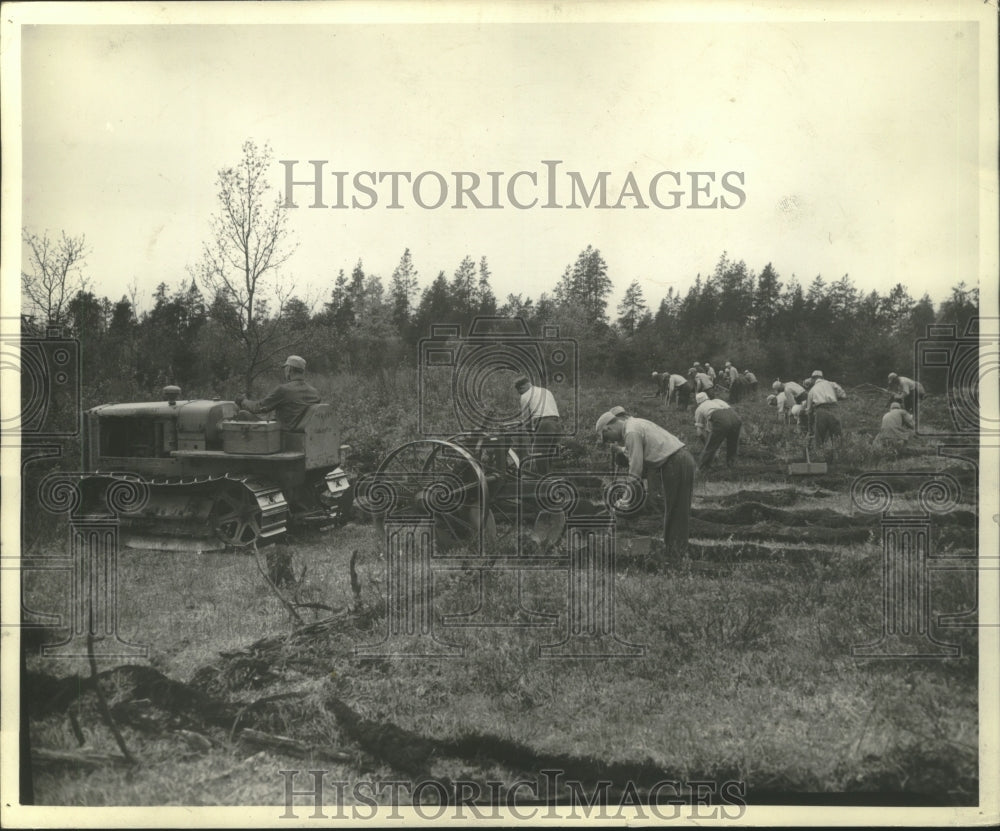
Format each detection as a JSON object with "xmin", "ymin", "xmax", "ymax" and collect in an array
[{"xmin": 236, "ymin": 355, "xmax": 321, "ymax": 431}]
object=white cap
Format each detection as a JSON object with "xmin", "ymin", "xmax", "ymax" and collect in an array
[
  {"xmin": 595, "ymin": 405, "xmax": 626, "ymax": 436},
  {"xmin": 811, "ymin": 370, "xmax": 824, "ymax": 378},
  {"xmin": 651, "ymin": 371, "xmax": 658, "ymax": 377},
  {"xmin": 284, "ymin": 355, "xmax": 306, "ymax": 371},
  {"xmin": 772, "ymin": 381, "xmax": 783, "ymax": 392},
  {"xmin": 695, "ymin": 392, "xmax": 708, "ymax": 404}
]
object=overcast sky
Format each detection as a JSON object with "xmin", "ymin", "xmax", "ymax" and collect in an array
[{"xmin": 8, "ymin": 2, "xmax": 996, "ymax": 318}]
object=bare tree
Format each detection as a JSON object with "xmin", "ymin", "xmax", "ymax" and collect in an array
[
  {"xmin": 21, "ymin": 228, "xmax": 90, "ymax": 330},
  {"xmin": 192, "ymin": 140, "xmax": 299, "ymax": 392}
]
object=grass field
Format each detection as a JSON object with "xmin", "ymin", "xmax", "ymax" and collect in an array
[{"xmin": 21, "ymin": 374, "xmax": 981, "ymax": 809}]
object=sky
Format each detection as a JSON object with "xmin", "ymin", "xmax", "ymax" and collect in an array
[{"xmin": 6, "ymin": 2, "xmax": 997, "ymax": 319}]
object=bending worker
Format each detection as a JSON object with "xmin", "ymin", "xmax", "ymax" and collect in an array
[
  {"xmin": 236, "ymin": 355, "xmax": 320, "ymax": 431},
  {"xmin": 803, "ymin": 370, "xmax": 847, "ymax": 447},
  {"xmin": 693, "ymin": 391, "xmax": 742, "ymax": 471},
  {"xmin": 513, "ymin": 376, "xmax": 561, "ymax": 475},
  {"xmin": 874, "ymin": 401, "xmax": 915, "ymax": 450},
  {"xmin": 596, "ymin": 407, "xmax": 695, "ymax": 560},
  {"xmin": 886, "ymin": 372, "xmax": 926, "ymax": 412},
  {"xmin": 651, "ymin": 371, "xmax": 669, "ymax": 399},
  {"xmin": 772, "ymin": 380, "xmax": 806, "ymax": 423},
  {"xmin": 690, "ymin": 366, "xmax": 715, "ymax": 399},
  {"xmin": 666, "ymin": 372, "xmax": 695, "ymax": 410}
]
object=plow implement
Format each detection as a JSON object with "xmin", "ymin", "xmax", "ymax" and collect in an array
[{"xmin": 364, "ymin": 435, "xmax": 578, "ymax": 554}]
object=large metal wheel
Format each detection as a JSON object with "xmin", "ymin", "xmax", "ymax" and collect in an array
[
  {"xmin": 439, "ymin": 432, "xmax": 566, "ymax": 551},
  {"xmin": 370, "ymin": 439, "xmax": 496, "ymax": 553},
  {"xmin": 437, "ymin": 433, "xmax": 520, "ymax": 531}
]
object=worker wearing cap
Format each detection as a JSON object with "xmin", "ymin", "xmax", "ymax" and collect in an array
[
  {"xmin": 514, "ymin": 376, "xmax": 561, "ymax": 475},
  {"xmin": 596, "ymin": 408, "xmax": 695, "ymax": 559},
  {"xmin": 772, "ymin": 380, "xmax": 806, "ymax": 422},
  {"xmin": 236, "ymin": 355, "xmax": 321, "ymax": 431},
  {"xmin": 723, "ymin": 361, "xmax": 739, "ymax": 386},
  {"xmin": 651, "ymin": 371, "xmax": 670, "ymax": 398},
  {"xmin": 704, "ymin": 362, "xmax": 717, "ymax": 383},
  {"xmin": 742, "ymin": 369, "xmax": 758, "ymax": 393},
  {"xmin": 693, "ymin": 392, "xmax": 742, "ymax": 470},
  {"xmin": 886, "ymin": 372, "xmax": 925, "ymax": 412},
  {"xmin": 727, "ymin": 368, "xmax": 749, "ymax": 404},
  {"xmin": 803, "ymin": 372, "xmax": 847, "ymax": 446},
  {"xmin": 689, "ymin": 367, "xmax": 715, "ymax": 399},
  {"xmin": 666, "ymin": 372, "xmax": 694, "ymax": 410},
  {"xmin": 874, "ymin": 401, "xmax": 915, "ymax": 450}
]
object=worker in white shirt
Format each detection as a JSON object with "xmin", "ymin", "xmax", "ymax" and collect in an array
[
  {"xmin": 873, "ymin": 401, "xmax": 915, "ymax": 451},
  {"xmin": 693, "ymin": 392, "xmax": 742, "ymax": 470},
  {"xmin": 803, "ymin": 370, "xmax": 847, "ymax": 446},
  {"xmin": 789, "ymin": 402, "xmax": 806, "ymax": 431},
  {"xmin": 689, "ymin": 367, "xmax": 716, "ymax": 399},
  {"xmin": 596, "ymin": 408, "xmax": 695, "ymax": 559},
  {"xmin": 666, "ymin": 372, "xmax": 694, "ymax": 409},
  {"xmin": 770, "ymin": 380, "xmax": 802, "ymax": 421},
  {"xmin": 723, "ymin": 361, "xmax": 739, "ymax": 386},
  {"xmin": 514, "ymin": 376, "xmax": 561, "ymax": 475}
]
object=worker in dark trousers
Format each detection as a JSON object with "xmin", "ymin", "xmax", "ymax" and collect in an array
[
  {"xmin": 513, "ymin": 376, "xmax": 561, "ymax": 475},
  {"xmin": 666, "ymin": 372, "xmax": 695, "ymax": 410},
  {"xmin": 728, "ymin": 373, "xmax": 749, "ymax": 404},
  {"xmin": 596, "ymin": 407, "xmax": 695, "ymax": 560},
  {"xmin": 693, "ymin": 392, "xmax": 742, "ymax": 470}
]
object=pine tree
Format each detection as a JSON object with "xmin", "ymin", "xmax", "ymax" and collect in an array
[
  {"xmin": 616, "ymin": 281, "xmax": 648, "ymax": 335},
  {"xmin": 389, "ymin": 248, "xmax": 419, "ymax": 330}
]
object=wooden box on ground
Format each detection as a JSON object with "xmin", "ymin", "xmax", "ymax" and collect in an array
[{"xmin": 222, "ymin": 420, "xmax": 281, "ymax": 454}]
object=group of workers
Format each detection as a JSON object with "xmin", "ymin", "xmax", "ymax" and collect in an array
[
  {"xmin": 651, "ymin": 360, "xmax": 758, "ymax": 409},
  {"xmin": 240, "ymin": 354, "xmax": 929, "ymax": 566},
  {"xmin": 765, "ymin": 370, "xmax": 924, "ymax": 450},
  {"xmin": 766, "ymin": 370, "xmax": 847, "ymax": 446}
]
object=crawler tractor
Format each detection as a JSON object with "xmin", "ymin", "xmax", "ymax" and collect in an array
[{"xmin": 80, "ymin": 386, "xmax": 351, "ymax": 550}]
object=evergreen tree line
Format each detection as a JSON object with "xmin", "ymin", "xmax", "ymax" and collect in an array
[{"xmin": 22, "ymin": 241, "xmax": 980, "ymax": 406}]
